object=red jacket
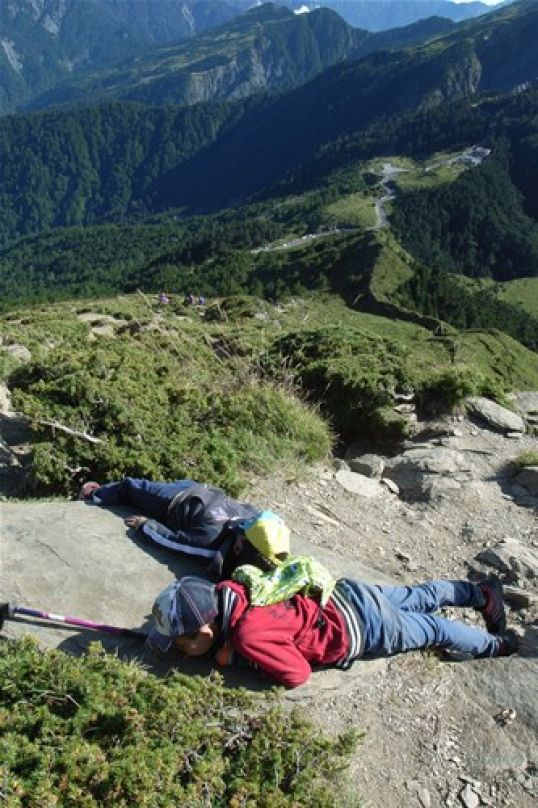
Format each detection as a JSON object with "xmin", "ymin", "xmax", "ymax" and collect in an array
[{"xmin": 216, "ymin": 581, "xmax": 352, "ymax": 688}]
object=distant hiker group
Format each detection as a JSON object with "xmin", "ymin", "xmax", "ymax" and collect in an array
[
  {"xmin": 157, "ymin": 292, "xmax": 205, "ymax": 306},
  {"xmin": 80, "ymin": 477, "xmax": 520, "ymax": 687},
  {"xmin": 183, "ymin": 293, "xmax": 205, "ymax": 306}
]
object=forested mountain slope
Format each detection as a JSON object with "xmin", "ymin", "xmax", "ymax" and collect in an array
[
  {"xmin": 25, "ymin": 6, "xmax": 457, "ymax": 112},
  {"xmin": 2, "ymin": 1, "xmax": 537, "ymax": 248},
  {"xmin": 0, "ymin": 0, "xmax": 239, "ymax": 115}
]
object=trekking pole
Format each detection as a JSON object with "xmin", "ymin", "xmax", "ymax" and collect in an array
[{"xmin": 0, "ymin": 601, "xmax": 146, "ymax": 639}]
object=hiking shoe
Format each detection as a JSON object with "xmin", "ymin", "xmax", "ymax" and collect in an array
[
  {"xmin": 78, "ymin": 481, "xmax": 100, "ymax": 501},
  {"xmin": 479, "ymin": 577, "xmax": 506, "ymax": 635},
  {"xmin": 496, "ymin": 630, "xmax": 520, "ymax": 657}
]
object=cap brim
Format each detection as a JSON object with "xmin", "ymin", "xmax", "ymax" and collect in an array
[{"xmin": 146, "ymin": 625, "xmax": 174, "ymax": 653}]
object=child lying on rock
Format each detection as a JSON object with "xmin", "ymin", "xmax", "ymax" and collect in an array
[
  {"xmin": 146, "ymin": 571, "xmax": 518, "ymax": 688},
  {"xmin": 79, "ymin": 478, "xmax": 289, "ymax": 578}
]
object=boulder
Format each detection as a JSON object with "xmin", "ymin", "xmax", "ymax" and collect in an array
[
  {"xmin": 348, "ymin": 453, "xmax": 385, "ymax": 478},
  {"xmin": 514, "ymin": 391, "xmax": 538, "ymax": 418},
  {"xmin": 0, "ymin": 500, "xmax": 391, "ymax": 697},
  {"xmin": 475, "ymin": 538, "xmax": 538, "ymax": 584},
  {"xmin": 335, "ymin": 469, "xmax": 381, "ymax": 498},
  {"xmin": 383, "ymin": 447, "xmax": 471, "ymax": 499},
  {"xmin": 466, "ymin": 397, "xmax": 525, "ymax": 434}
]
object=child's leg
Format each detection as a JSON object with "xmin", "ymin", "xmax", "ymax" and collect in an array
[
  {"xmin": 94, "ymin": 478, "xmax": 194, "ymax": 521},
  {"xmin": 377, "ymin": 608, "xmax": 501, "ymax": 657},
  {"xmin": 374, "ymin": 580, "xmax": 484, "ymax": 613},
  {"xmin": 341, "ymin": 580, "xmax": 497, "ymax": 658}
]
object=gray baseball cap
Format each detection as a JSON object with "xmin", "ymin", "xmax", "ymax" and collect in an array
[{"xmin": 147, "ymin": 576, "xmax": 218, "ymax": 653}]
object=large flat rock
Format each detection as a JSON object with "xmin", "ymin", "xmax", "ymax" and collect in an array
[{"xmin": 0, "ymin": 500, "xmax": 390, "ymax": 696}]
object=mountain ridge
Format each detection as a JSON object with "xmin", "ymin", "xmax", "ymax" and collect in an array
[{"xmin": 19, "ymin": 5, "xmax": 460, "ymax": 113}]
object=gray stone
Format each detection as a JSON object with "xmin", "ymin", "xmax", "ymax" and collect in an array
[
  {"xmin": 466, "ymin": 396, "xmax": 525, "ymax": 434},
  {"xmin": 420, "ymin": 476, "xmax": 462, "ymax": 501},
  {"xmin": 394, "ymin": 391, "xmax": 415, "ymax": 402},
  {"xmin": 459, "ymin": 784, "xmax": 479, "ymax": 808},
  {"xmin": 515, "ymin": 391, "xmax": 538, "ymax": 418},
  {"xmin": 503, "ymin": 585, "xmax": 537, "ymax": 609},
  {"xmin": 394, "ymin": 403, "xmax": 415, "ymax": 414},
  {"xmin": 335, "ymin": 469, "xmax": 381, "ymax": 498},
  {"xmin": 348, "ymin": 453, "xmax": 384, "ymax": 478},
  {"xmin": 0, "ymin": 383, "xmax": 12, "ymax": 412},
  {"xmin": 3, "ymin": 343, "xmax": 31, "ymax": 362},
  {"xmin": 475, "ymin": 538, "xmax": 538, "ymax": 583},
  {"xmin": 388, "ymin": 447, "xmax": 470, "ymax": 475},
  {"xmin": 514, "ymin": 467, "xmax": 538, "ymax": 496},
  {"xmin": 383, "ymin": 447, "xmax": 470, "ymax": 499},
  {"xmin": 457, "ymin": 661, "xmax": 537, "ymax": 776},
  {"xmin": 381, "ymin": 477, "xmax": 400, "ymax": 495}
]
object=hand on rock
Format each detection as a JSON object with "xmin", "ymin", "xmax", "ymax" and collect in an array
[{"xmin": 125, "ymin": 515, "xmax": 147, "ymax": 530}]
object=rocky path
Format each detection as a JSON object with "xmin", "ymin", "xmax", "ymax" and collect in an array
[
  {"xmin": 373, "ymin": 162, "xmax": 408, "ymax": 229},
  {"xmin": 246, "ymin": 402, "xmax": 537, "ymax": 807}
]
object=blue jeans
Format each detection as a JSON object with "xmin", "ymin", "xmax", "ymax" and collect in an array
[
  {"xmin": 340, "ymin": 579, "xmax": 500, "ymax": 658},
  {"xmin": 94, "ymin": 478, "xmax": 195, "ymax": 523}
]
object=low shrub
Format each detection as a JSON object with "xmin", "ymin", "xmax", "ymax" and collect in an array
[
  {"xmin": 10, "ymin": 332, "xmax": 330, "ymax": 496},
  {"xmin": 265, "ymin": 325, "xmax": 411, "ymax": 445},
  {"xmin": 514, "ymin": 450, "xmax": 538, "ymax": 468},
  {"xmin": 415, "ymin": 366, "xmax": 508, "ymax": 416},
  {"xmin": 0, "ymin": 638, "xmax": 357, "ymax": 806}
]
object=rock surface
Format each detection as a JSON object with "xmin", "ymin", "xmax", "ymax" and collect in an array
[
  {"xmin": 466, "ymin": 396, "xmax": 525, "ymax": 434},
  {"xmin": 476, "ymin": 538, "xmax": 538, "ymax": 584}
]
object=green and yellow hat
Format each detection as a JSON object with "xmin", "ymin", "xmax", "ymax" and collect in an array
[{"xmin": 241, "ymin": 510, "xmax": 290, "ymax": 563}]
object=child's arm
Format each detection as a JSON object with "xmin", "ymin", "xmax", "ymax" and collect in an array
[{"xmin": 134, "ymin": 518, "xmax": 222, "ymax": 559}]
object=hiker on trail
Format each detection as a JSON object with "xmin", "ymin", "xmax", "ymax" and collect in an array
[
  {"xmin": 158, "ymin": 292, "xmax": 170, "ymax": 305},
  {"xmin": 146, "ymin": 571, "xmax": 518, "ymax": 688},
  {"xmin": 79, "ymin": 479, "xmax": 289, "ymax": 578}
]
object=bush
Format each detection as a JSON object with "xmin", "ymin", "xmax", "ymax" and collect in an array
[
  {"xmin": 10, "ymin": 332, "xmax": 331, "ymax": 496},
  {"xmin": 514, "ymin": 450, "xmax": 538, "ymax": 468},
  {"xmin": 415, "ymin": 366, "xmax": 508, "ymax": 416},
  {"xmin": 415, "ymin": 366, "xmax": 477, "ymax": 415},
  {"xmin": 0, "ymin": 638, "xmax": 357, "ymax": 806},
  {"xmin": 265, "ymin": 326, "xmax": 411, "ymax": 445}
]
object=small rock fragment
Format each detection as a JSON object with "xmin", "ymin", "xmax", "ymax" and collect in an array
[
  {"xmin": 418, "ymin": 787, "xmax": 432, "ymax": 808},
  {"xmin": 459, "ymin": 783, "xmax": 480, "ymax": 808}
]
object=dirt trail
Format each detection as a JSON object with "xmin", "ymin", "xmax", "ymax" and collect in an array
[{"xmin": 246, "ymin": 416, "xmax": 537, "ymax": 807}]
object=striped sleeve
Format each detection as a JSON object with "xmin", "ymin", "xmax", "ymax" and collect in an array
[{"xmin": 218, "ymin": 586, "xmax": 239, "ymax": 641}]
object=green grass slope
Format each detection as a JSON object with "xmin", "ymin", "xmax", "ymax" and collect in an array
[
  {"xmin": 2, "ymin": 291, "xmax": 536, "ymax": 497},
  {"xmin": 497, "ymin": 277, "xmax": 538, "ymax": 317}
]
